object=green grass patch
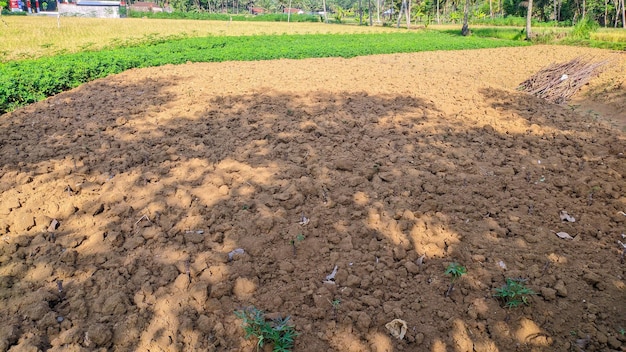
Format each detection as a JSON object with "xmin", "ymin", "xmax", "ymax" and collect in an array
[
  {"xmin": 0, "ymin": 31, "xmax": 528, "ymax": 114},
  {"xmin": 472, "ymin": 16, "xmax": 570, "ymax": 27},
  {"xmin": 129, "ymin": 10, "xmax": 321, "ymax": 22},
  {"xmin": 558, "ymin": 38, "xmax": 626, "ymax": 50},
  {"xmin": 442, "ymin": 27, "xmax": 525, "ymax": 40}
]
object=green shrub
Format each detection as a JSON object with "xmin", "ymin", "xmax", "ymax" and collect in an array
[
  {"xmin": 569, "ymin": 17, "xmax": 599, "ymax": 39},
  {"xmin": 1, "ymin": 9, "xmax": 27, "ymax": 15}
]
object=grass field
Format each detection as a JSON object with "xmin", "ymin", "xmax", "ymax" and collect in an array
[
  {"xmin": 1, "ymin": 16, "xmax": 623, "ymax": 114},
  {"xmin": 0, "ymin": 17, "xmax": 398, "ymax": 62},
  {"xmin": 2, "ymin": 17, "xmax": 624, "ymax": 62},
  {"xmin": 0, "ymin": 30, "xmax": 530, "ymax": 113}
]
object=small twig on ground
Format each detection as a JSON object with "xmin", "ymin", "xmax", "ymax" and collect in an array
[
  {"xmin": 445, "ymin": 283, "xmax": 455, "ymax": 297},
  {"xmin": 134, "ymin": 214, "xmax": 151, "ymax": 227},
  {"xmin": 541, "ymin": 261, "xmax": 550, "ymax": 275},
  {"xmin": 185, "ymin": 260, "xmax": 191, "ymax": 283},
  {"xmin": 618, "ymin": 241, "xmax": 626, "ymax": 264},
  {"xmin": 57, "ymin": 280, "xmax": 65, "ymax": 300}
]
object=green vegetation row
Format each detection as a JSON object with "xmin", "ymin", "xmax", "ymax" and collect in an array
[
  {"xmin": 128, "ymin": 10, "xmax": 322, "ymax": 22},
  {"xmin": 0, "ymin": 31, "xmax": 528, "ymax": 114},
  {"xmin": 462, "ymin": 19, "xmax": 626, "ymax": 49}
]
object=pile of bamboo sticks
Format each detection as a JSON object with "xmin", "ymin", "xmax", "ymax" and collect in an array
[{"xmin": 518, "ymin": 57, "xmax": 609, "ymax": 104}]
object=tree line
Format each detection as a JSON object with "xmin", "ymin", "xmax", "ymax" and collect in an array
[{"xmin": 135, "ymin": 0, "xmax": 624, "ymax": 28}]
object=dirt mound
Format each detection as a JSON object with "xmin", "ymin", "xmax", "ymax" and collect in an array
[{"xmin": 0, "ymin": 45, "xmax": 625, "ymax": 352}]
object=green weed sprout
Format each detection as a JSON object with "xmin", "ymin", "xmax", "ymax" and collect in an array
[
  {"xmin": 494, "ymin": 278, "xmax": 536, "ymax": 308},
  {"xmin": 234, "ymin": 307, "xmax": 298, "ymax": 352},
  {"xmin": 329, "ymin": 298, "xmax": 341, "ymax": 320},
  {"xmin": 444, "ymin": 262, "xmax": 467, "ymax": 297},
  {"xmin": 290, "ymin": 233, "xmax": 305, "ymax": 256}
]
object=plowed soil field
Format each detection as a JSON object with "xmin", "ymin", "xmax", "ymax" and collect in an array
[{"xmin": 0, "ymin": 45, "xmax": 625, "ymax": 352}]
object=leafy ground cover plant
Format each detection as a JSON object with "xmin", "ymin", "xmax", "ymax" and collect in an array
[
  {"xmin": 494, "ymin": 278, "xmax": 537, "ymax": 308},
  {"xmin": 0, "ymin": 31, "xmax": 528, "ymax": 114},
  {"xmin": 444, "ymin": 262, "xmax": 467, "ymax": 297},
  {"xmin": 235, "ymin": 307, "xmax": 298, "ymax": 352}
]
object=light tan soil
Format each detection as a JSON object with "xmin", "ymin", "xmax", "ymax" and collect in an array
[{"xmin": 0, "ymin": 45, "xmax": 625, "ymax": 352}]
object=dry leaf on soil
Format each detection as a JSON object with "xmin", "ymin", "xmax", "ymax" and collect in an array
[
  {"xmin": 559, "ymin": 210, "xmax": 576, "ymax": 222},
  {"xmin": 385, "ymin": 319, "xmax": 408, "ymax": 340},
  {"xmin": 555, "ymin": 232, "xmax": 574, "ymax": 240}
]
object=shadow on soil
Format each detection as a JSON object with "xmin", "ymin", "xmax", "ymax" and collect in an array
[{"xmin": 0, "ymin": 77, "xmax": 625, "ymax": 351}]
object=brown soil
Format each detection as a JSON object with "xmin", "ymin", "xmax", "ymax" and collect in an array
[{"xmin": 1, "ymin": 45, "xmax": 625, "ymax": 352}]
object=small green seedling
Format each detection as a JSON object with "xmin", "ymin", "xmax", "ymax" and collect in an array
[
  {"xmin": 290, "ymin": 233, "xmax": 305, "ymax": 256},
  {"xmin": 444, "ymin": 262, "xmax": 467, "ymax": 297},
  {"xmin": 328, "ymin": 298, "xmax": 341, "ymax": 321},
  {"xmin": 494, "ymin": 278, "xmax": 536, "ymax": 308},
  {"xmin": 235, "ymin": 306, "xmax": 298, "ymax": 352}
]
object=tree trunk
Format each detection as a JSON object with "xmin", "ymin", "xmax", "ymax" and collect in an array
[
  {"xmin": 554, "ymin": 0, "xmax": 557, "ymax": 21},
  {"xmin": 436, "ymin": 0, "xmax": 440, "ymax": 24},
  {"xmin": 322, "ymin": 0, "xmax": 327, "ymax": 22},
  {"xmin": 582, "ymin": 0, "xmax": 586, "ymax": 18},
  {"xmin": 396, "ymin": 0, "xmax": 405, "ymax": 27},
  {"xmin": 369, "ymin": 0, "xmax": 373, "ymax": 25},
  {"xmin": 461, "ymin": 0, "xmax": 470, "ymax": 35},
  {"xmin": 622, "ymin": 0, "xmax": 626, "ymax": 29},
  {"xmin": 287, "ymin": 0, "xmax": 291, "ymax": 22},
  {"xmin": 359, "ymin": 0, "xmax": 363, "ymax": 25},
  {"xmin": 406, "ymin": 0, "xmax": 410, "ymax": 28},
  {"xmin": 489, "ymin": 0, "xmax": 493, "ymax": 18},
  {"xmin": 526, "ymin": 0, "xmax": 533, "ymax": 40}
]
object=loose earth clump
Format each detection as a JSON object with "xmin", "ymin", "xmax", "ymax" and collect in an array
[{"xmin": 0, "ymin": 45, "xmax": 625, "ymax": 351}]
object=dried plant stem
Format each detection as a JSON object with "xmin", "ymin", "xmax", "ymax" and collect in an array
[
  {"xmin": 445, "ymin": 282, "xmax": 455, "ymax": 297},
  {"xmin": 518, "ymin": 57, "xmax": 609, "ymax": 104}
]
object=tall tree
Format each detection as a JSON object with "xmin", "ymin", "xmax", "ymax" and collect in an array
[
  {"xmin": 461, "ymin": 0, "xmax": 470, "ymax": 35},
  {"xmin": 359, "ymin": 0, "xmax": 362, "ymax": 24},
  {"xmin": 526, "ymin": 0, "xmax": 534, "ymax": 39}
]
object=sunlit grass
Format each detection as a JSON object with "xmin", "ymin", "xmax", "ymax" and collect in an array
[
  {"xmin": 0, "ymin": 16, "xmax": 399, "ymax": 62},
  {"xmin": 592, "ymin": 28, "xmax": 626, "ymax": 42}
]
